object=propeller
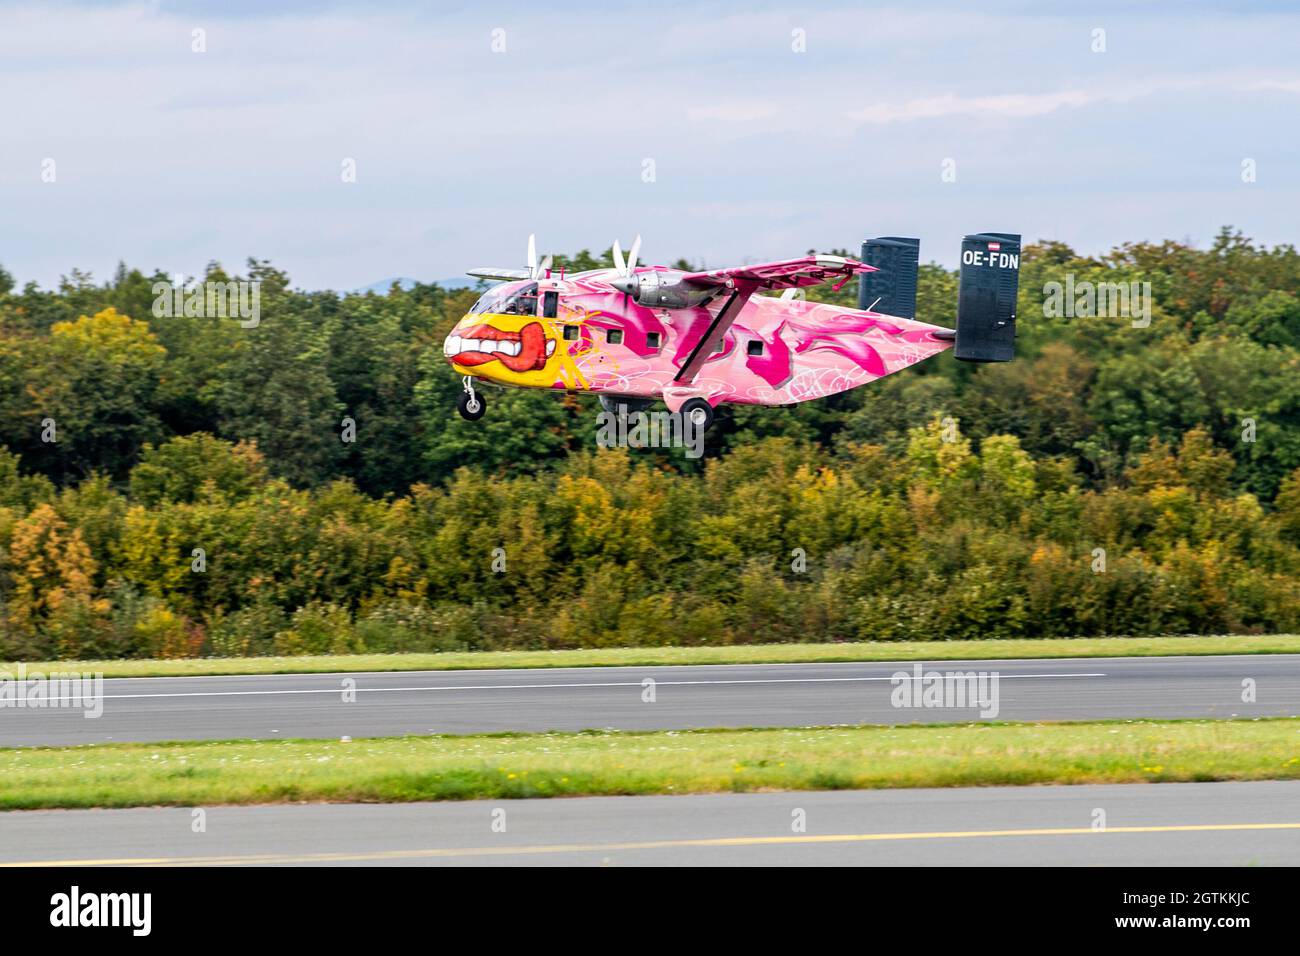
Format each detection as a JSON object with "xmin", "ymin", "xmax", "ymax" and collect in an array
[
  {"xmin": 526, "ymin": 234, "xmax": 553, "ymax": 280},
  {"xmin": 611, "ymin": 234, "xmax": 641, "ymax": 277},
  {"xmin": 609, "ymin": 235, "xmax": 642, "ymax": 303}
]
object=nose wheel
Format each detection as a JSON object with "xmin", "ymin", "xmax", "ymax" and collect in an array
[{"xmin": 457, "ymin": 377, "xmax": 486, "ymax": 421}]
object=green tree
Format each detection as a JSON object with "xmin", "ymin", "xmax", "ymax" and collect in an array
[
  {"xmin": 25, "ymin": 308, "xmax": 166, "ymax": 483},
  {"xmin": 129, "ymin": 433, "xmax": 268, "ymax": 505},
  {"xmin": 209, "ymin": 308, "xmax": 342, "ymax": 487}
]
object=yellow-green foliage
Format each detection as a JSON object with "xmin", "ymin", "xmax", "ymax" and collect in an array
[{"xmin": 0, "ymin": 422, "xmax": 1297, "ymax": 658}]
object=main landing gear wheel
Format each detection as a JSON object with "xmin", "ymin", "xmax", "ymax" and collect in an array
[
  {"xmin": 680, "ymin": 398, "xmax": 714, "ymax": 432},
  {"xmin": 457, "ymin": 383, "xmax": 486, "ymax": 421}
]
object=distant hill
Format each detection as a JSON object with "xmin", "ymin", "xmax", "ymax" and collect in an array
[{"xmin": 353, "ymin": 276, "xmax": 476, "ymax": 294}]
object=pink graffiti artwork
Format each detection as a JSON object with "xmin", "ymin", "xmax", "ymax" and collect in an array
[{"xmin": 444, "ymin": 233, "xmax": 1020, "ymax": 430}]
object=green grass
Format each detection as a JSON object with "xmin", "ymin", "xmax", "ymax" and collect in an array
[
  {"xmin": 2, "ymin": 719, "xmax": 1297, "ymax": 810},
  {"xmin": 5, "ymin": 634, "xmax": 1299, "ymax": 679}
]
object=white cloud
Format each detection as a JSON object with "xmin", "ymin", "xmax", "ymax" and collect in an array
[
  {"xmin": 846, "ymin": 90, "xmax": 1094, "ymax": 125},
  {"xmin": 1238, "ymin": 78, "xmax": 1300, "ymax": 93}
]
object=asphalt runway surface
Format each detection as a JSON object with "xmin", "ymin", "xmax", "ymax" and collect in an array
[
  {"xmin": 2, "ymin": 654, "xmax": 1297, "ymax": 746},
  {"xmin": 2, "ymin": 781, "xmax": 1296, "ymax": 866}
]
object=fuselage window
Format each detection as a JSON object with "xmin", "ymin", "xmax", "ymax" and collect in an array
[
  {"xmin": 563, "ymin": 324, "xmax": 579, "ymax": 340},
  {"xmin": 542, "ymin": 291, "xmax": 558, "ymax": 319},
  {"xmin": 606, "ymin": 328, "xmax": 624, "ymax": 345},
  {"xmin": 646, "ymin": 331, "xmax": 661, "ymax": 349},
  {"xmin": 712, "ymin": 339, "xmax": 725, "ymax": 353},
  {"xmin": 747, "ymin": 340, "xmax": 764, "ymax": 356}
]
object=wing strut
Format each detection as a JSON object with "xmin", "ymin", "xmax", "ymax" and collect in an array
[{"xmin": 673, "ymin": 280, "xmax": 759, "ymax": 383}]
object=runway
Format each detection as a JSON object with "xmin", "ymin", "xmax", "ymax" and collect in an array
[
  {"xmin": 1, "ymin": 781, "xmax": 1296, "ymax": 866},
  {"xmin": 3, "ymin": 654, "xmax": 1297, "ymax": 746}
]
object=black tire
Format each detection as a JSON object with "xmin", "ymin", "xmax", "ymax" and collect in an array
[
  {"xmin": 680, "ymin": 398, "xmax": 714, "ymax": 432},
  {"xmin": 457, "ymin": 390, "xmax": 486, "ymax": 421}
]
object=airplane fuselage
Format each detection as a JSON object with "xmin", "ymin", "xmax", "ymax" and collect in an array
[{"xmin": 444, "ymin": 268, "xmax": 953, "ymax": 410}]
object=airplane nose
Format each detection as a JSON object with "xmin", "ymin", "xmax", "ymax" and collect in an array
[{"xmin": 445, "ymin": 316, "xmax": 469, "ymax": 359}]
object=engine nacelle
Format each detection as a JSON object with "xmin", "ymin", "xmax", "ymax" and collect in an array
[{"xmin": 609, "ymin": 271, "xmax": 721, "ymax": 309}]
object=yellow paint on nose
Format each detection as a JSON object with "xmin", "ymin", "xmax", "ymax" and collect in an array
[{"xmin": 446, "ymin": 311, "xmax": 587, "ymax": 389}]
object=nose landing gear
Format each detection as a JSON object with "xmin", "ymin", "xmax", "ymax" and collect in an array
[{"xmin": 457, "ymin": 376, "xmax": 486, "ymax": 421}]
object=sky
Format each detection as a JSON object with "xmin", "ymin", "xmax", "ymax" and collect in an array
[{"xmin": 1, "ymin": 0, "xmax": 1298, "ymax": 290}]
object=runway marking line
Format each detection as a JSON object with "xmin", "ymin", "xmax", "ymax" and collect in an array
[{"xmin": 6, "ymin": 821, "xmax": 1300, "ymax": 866}]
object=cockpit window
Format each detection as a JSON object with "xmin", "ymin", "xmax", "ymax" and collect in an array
[{"xmin": 469, "ymin": 282, "xmax": 538, "ymax": 316}]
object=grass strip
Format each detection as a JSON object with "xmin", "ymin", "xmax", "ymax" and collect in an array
[
  {"xmin": 1, "ymin": 718, "xmax": 1296, "ymax": 810},
  {"xmin": 5, "ymin": 634, "xmax": 1300, "ymax": 679}
]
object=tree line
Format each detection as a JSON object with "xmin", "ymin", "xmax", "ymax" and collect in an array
[{"xmin": 1, "ymin": 227, "xmax": 1298, "ymax": 657}]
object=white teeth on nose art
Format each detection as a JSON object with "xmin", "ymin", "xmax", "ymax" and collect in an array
[
  {"xmin": 447, "ymin": 334, "xmax": 532, "ymax": 357},
  {"xmin": 546, "ymin": 340, "xmax": 555, "ymax": 356}
]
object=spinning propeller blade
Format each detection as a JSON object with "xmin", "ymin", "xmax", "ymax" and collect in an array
[
  {"xmin": 611, "ymin": 234, "xmax": 643, "ymax": 304},
  {"xmin": 611, "ymin": 235, "xmax": 642, "ymax": 278}
]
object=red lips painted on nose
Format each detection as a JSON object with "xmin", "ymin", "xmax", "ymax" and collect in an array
[{"xmin": 448, "ymin": 322, "xmax": 551, "ymax": 372}]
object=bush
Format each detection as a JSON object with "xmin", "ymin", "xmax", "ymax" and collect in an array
[
  {"xmin": 205, "ymin": 601, "xmax": 288, "ymax": 657},
  {"xmin": 132, "ymin": 605, "xmax": 199, "ymax": 659},
  {"xmin": 273, "ymin": 602, "xmax": 359, "ymax": 656},
  {"xmin": 354, "ymin": 600, "xmax": 468, "ymax": 653}
]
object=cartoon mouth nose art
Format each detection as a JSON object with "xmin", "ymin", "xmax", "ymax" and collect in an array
[{"xmin": 445, "ymin": 322, "xmax": 556, "ymax": 372}]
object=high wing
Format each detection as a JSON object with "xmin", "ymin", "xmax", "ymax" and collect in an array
[
  {"xmin": 466, "ymin": 267, "xmax": 534, "ymax": 282},
  {"xmin": 673, "ymin": 255, "xmax": 874, "ymax": 384},
  {"xmin": 680, "ymin": 254, "xmax": 874, "ymax": 293}
]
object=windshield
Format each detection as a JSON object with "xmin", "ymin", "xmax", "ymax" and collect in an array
[{"xmin": 469, "ymin": 281, "xmax": 538, "ymax": 316}]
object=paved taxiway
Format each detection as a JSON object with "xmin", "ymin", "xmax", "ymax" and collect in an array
[{"xmin": 1, "ymin": 781, "xmax": 1296, "ymax": 866}]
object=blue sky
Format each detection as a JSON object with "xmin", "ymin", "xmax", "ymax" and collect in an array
[{"xmin": 1, "ymin": 0, "xmax": 1297, "ymax": 290}]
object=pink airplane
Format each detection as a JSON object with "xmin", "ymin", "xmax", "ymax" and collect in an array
[{"xmin": 445, "ymin": 233, "xmax": 1020, "ymax": 430}]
